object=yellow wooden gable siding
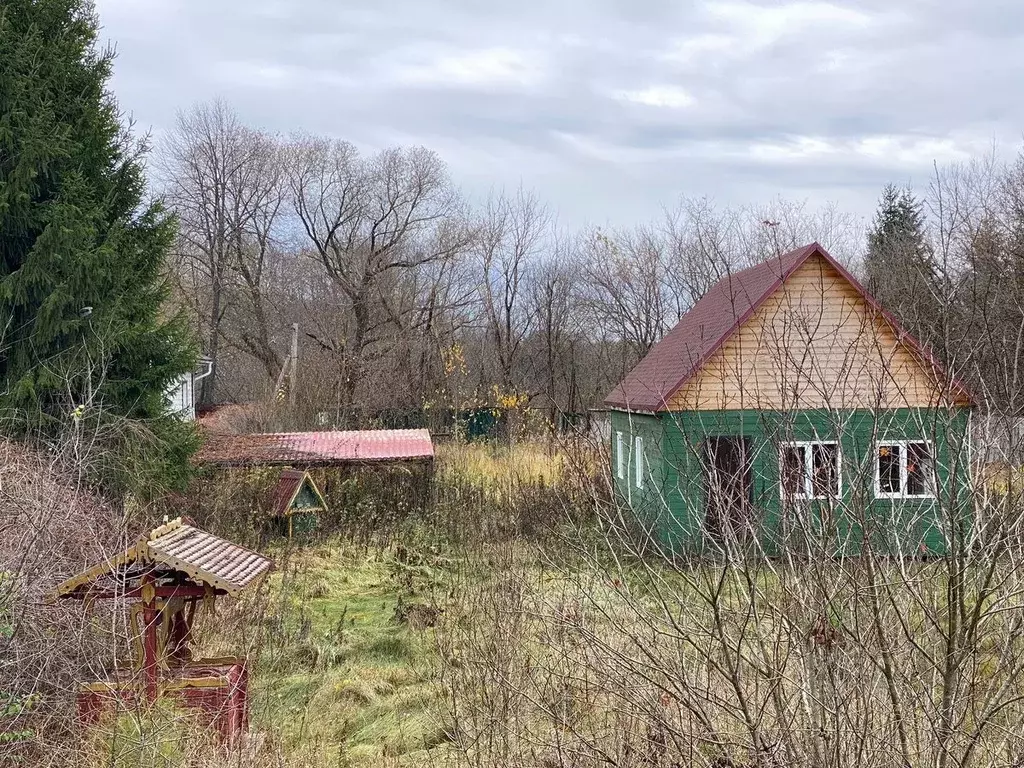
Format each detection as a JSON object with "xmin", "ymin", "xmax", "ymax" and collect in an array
[{"xmin": 668, "ymin": 254, "xmax": 965, "ymax": 411}]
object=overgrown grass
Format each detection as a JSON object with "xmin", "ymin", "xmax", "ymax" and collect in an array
[
  {"xmin": 239, "ymin": 541, "xmax": 453, "ymax": 767},
  {"xmin": 437, "ymin": 440, "xmax": 565, "ymax": 488},
  {"xmin": 72, "ymin": 438, "xmax": 594, "ymax": 767},
  {"xmin": 62, "ymin": 435, "xmax": 1024, "ymax": 768},
  {"xmin": 224, "ymin": 440, "xmax": 593, "ymax": 766}
]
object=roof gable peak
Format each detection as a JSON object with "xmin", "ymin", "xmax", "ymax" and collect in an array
[{"xmin": 604, "ymin": 242, "xmax": 973, "ymax": 410}]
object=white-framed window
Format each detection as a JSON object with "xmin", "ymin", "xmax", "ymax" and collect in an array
[
  {"xmin": 635, "ymin": 435, "xmax": 645, "ymax": 489},
  {"xmin": 780, "ymin": 441, "xmax": 840, "ymax": 499},
  {"xmin": 875, "ymin": 441, "xmax": 935, "ymax": 499},
  {"xmin": 615, "ymin": 431, "xmax": 624, "ymax": 479}
]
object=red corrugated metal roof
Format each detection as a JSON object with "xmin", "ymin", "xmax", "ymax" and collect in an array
[
  {"xmin": 604, "ymin": 242, "xmax": 974, "ymax": 411},
  {"xmin": 196, "ymin": 429, "xmax": 434, "ymax": 467}
]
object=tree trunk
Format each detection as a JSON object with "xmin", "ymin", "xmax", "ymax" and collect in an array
[{"xmin": 202, "ymin": 281, "xmax": 222, "ymax": 406}]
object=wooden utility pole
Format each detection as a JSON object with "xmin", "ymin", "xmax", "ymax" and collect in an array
[
  {"xmin": 273, "ymin": 356, "xmax": 290, "ymax": 400},
  {"xmin": 289, "ymin": 323, "xmax": 299, "ymax": 407}
]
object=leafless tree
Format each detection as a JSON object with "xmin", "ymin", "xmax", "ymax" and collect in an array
[
  {"xmin": 582, "ymin": 224, "xmax": 676, "ymax": 360},
  {"xmin": 161, "ymin": 100, "xmax": 287, "ymax": 403},
  {"xmin": 223, "ymin": 142, "xmax": 288, "ymax": 387},
  {"xmin": 286, "ymin": 138, "xmax": 470, "ymax": 423},
  {"xmin": 530, "ymin": 240, "xmax": 581, "ymax": 425},
  {"xmin": 474, "ymin": 188, "xmax": 552, "ymax": 397}
]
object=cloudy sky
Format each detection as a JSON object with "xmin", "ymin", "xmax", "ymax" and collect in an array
[{"xmin": 94, "ymin": 0, "xmax": 1023, "ymax": 230}]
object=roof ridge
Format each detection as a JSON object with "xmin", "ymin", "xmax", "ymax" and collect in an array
[
  {"xmin": 604, "ymin": 241, "xmax": 974, "ymax": 411},
  {"xmin": 712, "ymin": 242, "xmax": 818, "ymax": 282},
  {"xmin": 148, "ymin": 517, "xmax": 183, "ymax": 540},
  {"xmin": 261, "ymin": 428, "xmax": 429, "ymax": 437}
]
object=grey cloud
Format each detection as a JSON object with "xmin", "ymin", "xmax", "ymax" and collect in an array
[{"xmin": 96, "ymin": 0, "xmax": 1024, "ymax": 230}]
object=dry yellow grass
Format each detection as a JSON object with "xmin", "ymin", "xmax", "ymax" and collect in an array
[
  {"xmin": 437, "ymin": 440, "xmax": 563, "ymax": 487},
  {"xmin": 435, "ymin": 438, "xmax": 602, "ymax": 492}
]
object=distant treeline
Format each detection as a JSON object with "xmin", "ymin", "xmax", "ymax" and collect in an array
[{"xmin": 163, "ymin": 101, "xmax": 1024, "ymax": 428}]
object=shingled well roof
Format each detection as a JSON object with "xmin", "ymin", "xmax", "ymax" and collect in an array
[
  {"xmin": 604, "ymin": 242, "xmax": 973, "ymax": 411},
  {"xmin": 53, "ymin": 518, "xmax": 273, "ymax": 599}
]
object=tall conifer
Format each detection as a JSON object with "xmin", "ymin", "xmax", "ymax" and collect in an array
[
  {"xmin": 864, "ymin": 184, "xmax": 941, "ymax": 347},
  {"xmin": 0, "ymin": 0, "xmax": 197, "ymax": 493}
]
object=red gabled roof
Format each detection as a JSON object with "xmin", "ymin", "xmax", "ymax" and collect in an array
[
  {"xmin": 603, "ymin": 242, "xmax": 973, "ymax": 411},
  {"xmin": 274, "ymin": 469, "xmax": 304, "ymax": 515},
  {"xmin": 196, "ymin": 429, "xmax": 434, "ymax": 467}
]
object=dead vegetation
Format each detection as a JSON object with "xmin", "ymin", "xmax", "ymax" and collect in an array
[
  {"xmin": 0, "ymin": 438, "xmax": 121, "ymax": 765},
  {"xmin": 6, "ymin": 434, "xmax": 1024, "ymax": 768},
  {"xmin": 439, "ymin": 507, "xmax": 1024, "ymax": 768}
]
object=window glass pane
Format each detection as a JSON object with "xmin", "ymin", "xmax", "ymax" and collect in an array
[
  {"xmin": 781, "ymin": 446, "xmax": 805, "ymax": 496},
  {"xmin": 812, "ymin": 443, "xmax": 838, "ymax": 497},
  {"xmin": 906, "ymin": 442, "xmax": 932, "ymax": 496},
  {"xmin": 878, "ymin": 445, "xmax": 901, "ymax": 494},
  {"xmin": 616, "ymin": 432, "xmax": 624, "ymax": 478}
]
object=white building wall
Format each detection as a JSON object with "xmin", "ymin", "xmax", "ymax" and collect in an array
[{"xmin": 166, "ymin": 373, "xmax": 195, "ymax": 420}]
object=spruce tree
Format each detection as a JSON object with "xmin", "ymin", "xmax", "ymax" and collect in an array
[
  {"xmin": 864, "ymin": 184, "xmax": 941, "ymax": 346},
  {"xmin": 0, "ymin": 0, "xmax": 197, "ymax": 494}
]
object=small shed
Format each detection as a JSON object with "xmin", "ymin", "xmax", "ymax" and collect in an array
[
  {"xmin": 272, "ymin": 469, "xmax": 327, "ymax": 538},
  {"xmin": 194, "ymin": 429, "xmax": 436, "ymax": 534},
  {"xmin": 52, "ymin": 518, "xmax": 273, "ymax": 739}
]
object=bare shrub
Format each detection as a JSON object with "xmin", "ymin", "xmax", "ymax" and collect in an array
[
  {"xmin": 0, "ymin": 438, "xmax": 121, "ymax": 764},
  {"xmin": 439, "ymin": 429, "xmax": 1024, "ymax": 768}
]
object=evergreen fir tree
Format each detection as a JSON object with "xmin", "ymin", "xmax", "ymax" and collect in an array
[
  {"xmin": 0, "ymin": 0, "xmax": 197, "ymax": 494},
  {"xmin": 864, "ymin": 184, "xmax": 941, "ymax": 344},
  {"xmin": 865, "ymin": 184, "xmax": 933, "ymax": 287}
]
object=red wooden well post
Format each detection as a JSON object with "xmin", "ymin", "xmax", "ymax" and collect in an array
[{"xmin": 141, "ymin": 576, "xmax": 159, "ymax": 703}]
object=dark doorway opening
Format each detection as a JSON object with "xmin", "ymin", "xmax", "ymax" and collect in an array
[{"xmin": 704, "ymin": 436, "xmax": 753, "ymax": 540}]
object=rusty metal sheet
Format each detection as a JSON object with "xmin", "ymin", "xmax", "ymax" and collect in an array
[{"xmin": 196, "ymin": 429, "xmax": 434, "ymax": 467}]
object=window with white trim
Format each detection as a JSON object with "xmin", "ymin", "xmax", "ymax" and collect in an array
[
  {"xmin": 635, "ymin": 436, "xmax": 645, "ymax": 489},
  {"xmin": 876, "ymin": 441, "xmax": 934, "ymax": 498},
  {"xmin": 615, "ymin": 431, "xmax": 624, "ymax": 479},
  {"xmin": 781, "ymin": 442, "xmax": 839, "ymax": 499}
]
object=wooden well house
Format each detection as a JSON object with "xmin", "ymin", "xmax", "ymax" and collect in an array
[
  {"xmin": 52, "ymin": 518, "xmax": 273, "ymax": 738},
  {"xmin": 605, "ymin": 243, "xmax": 974, "ymax": 557}
]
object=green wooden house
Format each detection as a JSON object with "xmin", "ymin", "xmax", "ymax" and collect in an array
[{"xmin": 604, "ymin": 243, "xmax": 974, "ymax": 556}]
